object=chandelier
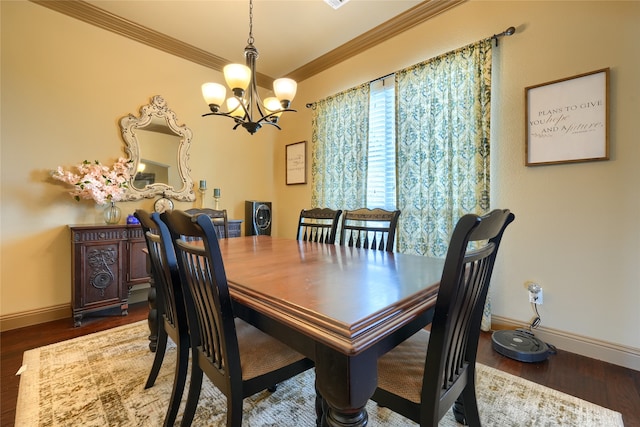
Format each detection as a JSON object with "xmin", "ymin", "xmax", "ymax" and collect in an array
[{"xmin": 201, "ymin": 0, "xmax": 297, "ymax": 135}]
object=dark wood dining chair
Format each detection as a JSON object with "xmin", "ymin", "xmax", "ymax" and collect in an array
[
  {"xmin": 371, "ymin": 209, "xmax": 515, "ymax": 426},
  {"xmin": 296, "ymin": 207, "xmax": 342, "ymax": 244},
  {"xmin": 162, "ymin": 209, "xmax": 314, "ymax": 427},
  {"xmin": 339, "ymin": 207, "xmax": 401, "ymax": 252},
  {"xmin": 134, "ymin": 210, "xmax": 189, "ymax": 427},
  {"xmin": 185, "ymin": 208, "xmax": 229, "ymax": 238}
]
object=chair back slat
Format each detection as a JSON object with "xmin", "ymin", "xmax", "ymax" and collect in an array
[
  {"xmin": 134, "ymin": 210, "xmax": 184, "ymax": 335},
  {"xmin": 134, "ymin": 209, "xmax": 192, "ymax": 425},
  {"xmin": 371, "ymin": 209, "xmax": 514, "ymax": 426},
  {"xmin": 339, "ymin": 208, "xmax": 401, "ymax": 252},
  {"xmin": 163, "ymin": 210, "xmax": 242, "ymax": 382},
  {"xmin": 185, "ymin": 208, "xmax": 229, "ymax": 238},
  {"xmin": 421, "ymin": 209, "xmax": 514, "ymax": 420},
  {"xmin": 296, "ymin": 208, "xmax": 342, "ymax": 244}
]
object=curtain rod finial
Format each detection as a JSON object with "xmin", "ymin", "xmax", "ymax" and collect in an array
[{"xmin": 492, "ymin": 26, "xmax": 516, "ymax": 46}]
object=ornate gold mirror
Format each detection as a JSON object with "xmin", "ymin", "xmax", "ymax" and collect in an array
[{"xmin": 120, "ymin": 95, "xmax": 195, "ymax": 201}]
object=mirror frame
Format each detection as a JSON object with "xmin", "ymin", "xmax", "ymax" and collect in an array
[{"xmin": 120, "ymin": 95, "xmax": 195, "ymax": 201}]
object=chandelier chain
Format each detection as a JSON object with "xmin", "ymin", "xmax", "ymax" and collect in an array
[{"xmin": 247, "ymin": 0, "xmax": 254, "ymax": 46}]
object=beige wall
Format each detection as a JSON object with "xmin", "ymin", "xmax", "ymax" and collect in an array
[
  {"xmin": 0, "ymin": 1, "xmax": 277, "ymax": 320},
  {"xmin": 2, "ymin": 1, "xmax": 639, "ymax": 366},
  {"xmin": 273, "ymin": 0, "xmax": 640, "ymax": 363}
]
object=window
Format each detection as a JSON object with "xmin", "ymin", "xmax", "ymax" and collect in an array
[
  {"xmin": 366, "ymin": 76, "xmax": 396, "ymax": 210},
  {"xmin": 311, "ymin": 38, "xmax": 491, "ymax": 257}
]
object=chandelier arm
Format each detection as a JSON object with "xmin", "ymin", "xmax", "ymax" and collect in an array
[
  {"xmin": 201, "ymin": 111, "xmax": 243, "ymax": 121},
  {"xmin": 233, "ymin": 94, "xmax": 252, "ymax": 119},
  {"xmin": 262, "ymin": 121, "xmax": 282, "ymax": 130},
  {"xmin": 254, "ymin": 109, "xmax": 297, "ymax": 125}
]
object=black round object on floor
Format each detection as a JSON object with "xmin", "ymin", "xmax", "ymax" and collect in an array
[{"xmin": 491, "ymin": 329, "xmax": 552, "ymax": 362}]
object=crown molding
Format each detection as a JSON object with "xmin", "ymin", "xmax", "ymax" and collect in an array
[
  {"xmin": 27, "ymin": 0, "xmax": 272, "ymax": 82},
  {"xmin": 29, "ymin": 0, "xmax": 465, "ymax": 86},
  {"xmin": 287, "ymin": 0, "xmax": 467, "ymax": 82}
]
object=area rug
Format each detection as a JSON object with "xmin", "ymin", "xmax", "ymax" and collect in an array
[{"xmin": 15, "ymin": 321, "xmax": 623, "ymax": 426}]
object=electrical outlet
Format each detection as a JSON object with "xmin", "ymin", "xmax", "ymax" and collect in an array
[
  {"xmin": 527, "ymin": 281, "xmax": 543, "ymax": 304},
  {"xmin": 529, "ymin": 289, "xmax": 543, "ymax": 304}
]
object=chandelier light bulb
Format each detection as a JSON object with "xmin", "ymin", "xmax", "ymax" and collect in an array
[
  {"xmin": 226, "ymin": 97, "xmax": 246, "ymax": 118},
  {"xmin": 263, "ymin": 97, "xmax": 283, "ymax": 122},
  {"xmin": 263, "ymin": 97, "xmax": 282, "ymax": 112},
  {"xmin": 202, "ymin": 82, "xmax": 227, "ymax": 111},
  {"xmin": 223, "ymin": 64, "xmax": 251, "ymax": 96},
  {"xmin": 273, "ymin": 78, "xmax": 297, "ymax": 108}
]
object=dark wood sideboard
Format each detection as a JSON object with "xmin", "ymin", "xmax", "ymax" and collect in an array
[
  {"xmin": 70, "ymin": 224, "xmax": 150, "ymax": 327},
  {"xmin": 217, "ymin": 219, "xmax": 243, "ymax": 238}
]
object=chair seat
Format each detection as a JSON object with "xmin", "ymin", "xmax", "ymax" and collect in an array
[
  {"xmin": 377, "ymin": 329, "xmax": 430, "ymax": 404},
  {"xmin": 236, "ymin": 318, "xmax": 307, "ymax": 381}
]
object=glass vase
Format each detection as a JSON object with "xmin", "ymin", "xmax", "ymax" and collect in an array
[{"xmin": 104, "ymin": 201, "xmax": 122, "ymax": 224}]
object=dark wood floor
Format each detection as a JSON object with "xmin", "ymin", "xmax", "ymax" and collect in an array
[{"xmin": 2, "ymin": 302, "xmax": 639, "ymax": 427}]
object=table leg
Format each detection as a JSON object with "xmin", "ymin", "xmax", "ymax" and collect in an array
[
  {"xmin": 315, "ymin": 383, "xmax": 323, "ymax": 427},
  {"xmin": 453, "ymin": 395, "xmax": 467, "ymax": 424},
  {"xmin": 315, "ymin": 346, "xmax": 377, "ymax": 427}
]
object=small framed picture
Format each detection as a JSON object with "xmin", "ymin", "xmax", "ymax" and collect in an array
[
  {"xmin": 286, "ymin": 141, "xmax": 307, "ymax": 185},
  {"xmin": 525, "ymin": 68, "xmax": 609, "ymax": 166}
]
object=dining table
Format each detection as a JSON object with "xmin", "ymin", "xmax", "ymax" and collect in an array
[{"xmin": 216, "ymin": 235, "xmax": 445, "ymax": 427}]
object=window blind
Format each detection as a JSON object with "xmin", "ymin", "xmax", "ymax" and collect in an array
[{"xmin": 367, "ymin": 76, "xmax": 396, "ymax": 209}]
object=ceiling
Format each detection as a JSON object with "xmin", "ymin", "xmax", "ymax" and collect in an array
[{"xmin": 32, "ymin": 0, "xmax": 465, "ymax": 85}]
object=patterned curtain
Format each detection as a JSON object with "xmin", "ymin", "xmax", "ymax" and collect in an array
[
  {"xmin": 310, "ymin": 39, "xmax": 493, "ymax": 328},
  {"xmin": 311, "ymin": 84, "xmax": 370, "ymax": 209},
  {"xmin": 396, "ymin": 38, "xmax": 492, "ymax": 257}
]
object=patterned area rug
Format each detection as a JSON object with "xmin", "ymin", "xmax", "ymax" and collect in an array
[{"xmin": 16, "ymin": 321, "xmax": 623, "ymax": 426}]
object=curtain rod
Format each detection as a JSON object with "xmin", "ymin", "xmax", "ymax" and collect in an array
[{"xmin": 306, "ymin": 25, "xmax": 516, "ymax": 109}]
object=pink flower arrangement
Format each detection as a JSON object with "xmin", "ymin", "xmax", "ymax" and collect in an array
[{"xmin": 52, "ymin": 158, "xmax": 131, "ymax": 205}]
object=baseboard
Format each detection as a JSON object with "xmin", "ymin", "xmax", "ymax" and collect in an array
[
  {"xmin": 0, "ymin": 287, "xmax": 150, "ymax": 332},
  {"xmin": 0, "ymin": 304, "xmax": 70, "ymax": 332},
  {"xmin": 491, "ymin": 315, "xmax": 640, "ymax": 371},
  {"xmin": 128, "ymin": 284, "xmax": 150, "ymax": 305}
]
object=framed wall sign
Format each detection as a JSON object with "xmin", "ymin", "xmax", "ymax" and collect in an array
[
  {"xmin": 286, "ymin": 141, "xmax": 306, "ymax": 185},
  {"xmin": 525, "ymin": 68, "xmax": 609, "ymax": 166}
]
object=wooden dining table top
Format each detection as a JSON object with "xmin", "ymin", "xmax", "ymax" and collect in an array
[{"xmin": 217, "ymin": 235, "xmax": 444, "ymax": 356}]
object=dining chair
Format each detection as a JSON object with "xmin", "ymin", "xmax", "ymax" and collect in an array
[
  {"xmin": 162, "ymin": 209, "xmax": 314, "ymax": 427},
  {"xmin": 339, "ymin": 207, "xmax": 401, "ymax": 252},
  {"xmin": 134, "ymin": 210, "xmax": 189, "ymax": 427},
  {"xmin": 371, "ymin": 209, "xmax": 515, "ymax": 426},
  {"xmin": 296, "ymin": 207, "xmax": 342, "ymax": 244},
  {"xmin": 185, "ymin": 208, "xmax": 229, "ymax": 238}
]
